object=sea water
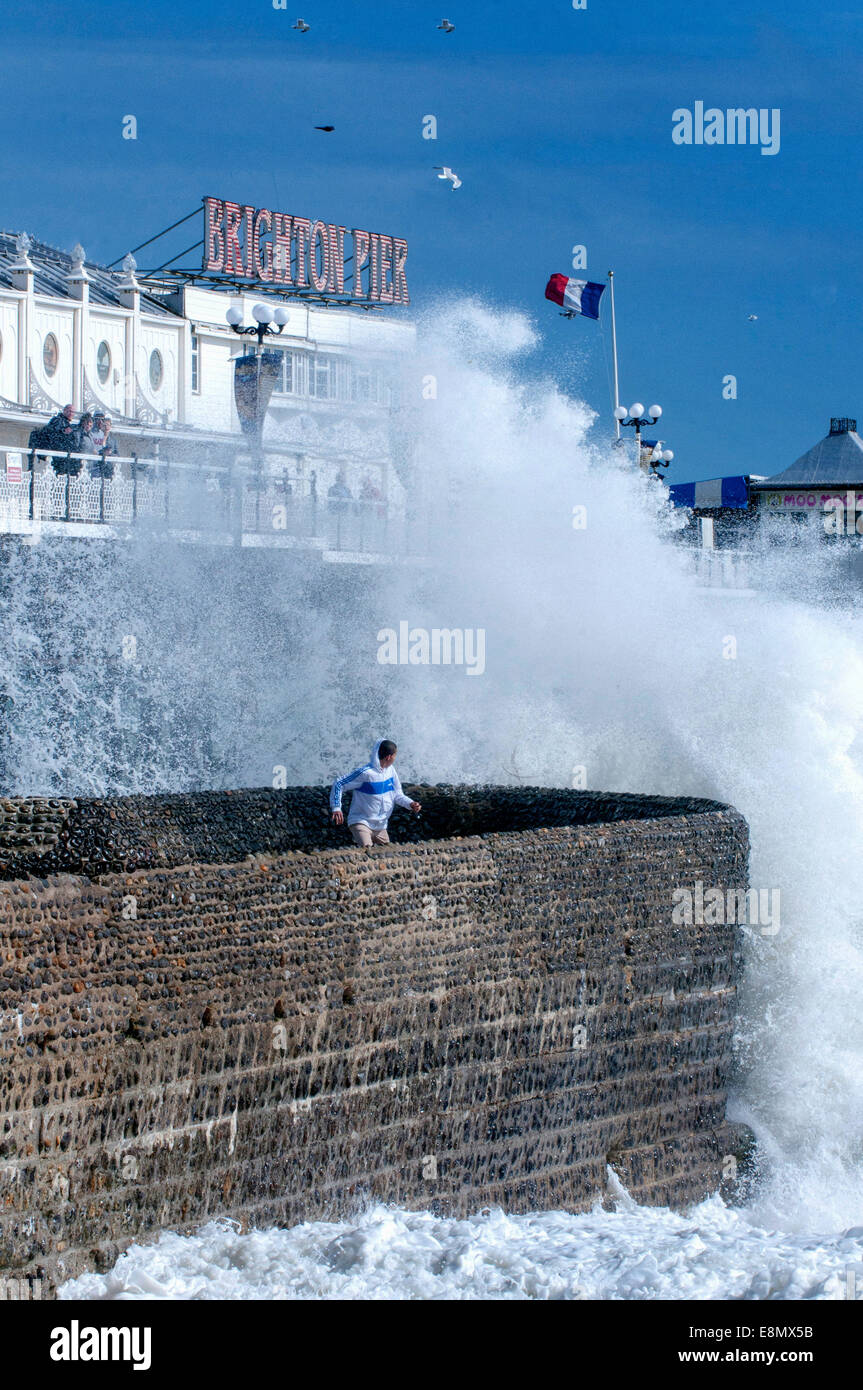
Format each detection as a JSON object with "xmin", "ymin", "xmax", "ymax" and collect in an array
[{"xmin": 5, "ymin": 302, "xmax": 860, "ymax": 1300}]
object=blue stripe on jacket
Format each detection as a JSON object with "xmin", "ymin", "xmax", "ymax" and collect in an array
[{"xmin": 329, "ymin": 765, "xmax": 367, "ymax": 809}]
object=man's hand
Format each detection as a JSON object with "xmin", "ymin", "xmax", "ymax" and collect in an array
[
  {"xmin": 410, "ymin": 801, "xmax": 421, "ymax": 815},
  {"xmin": 331, "ymin": 809, "xmax": 344, "ymax": 825}
]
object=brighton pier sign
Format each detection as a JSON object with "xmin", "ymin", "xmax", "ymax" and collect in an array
[{"xmin": 202, "ymin": 196, "xmax": 409, "ymax": 304}]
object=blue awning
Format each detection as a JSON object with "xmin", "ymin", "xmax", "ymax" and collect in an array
[{"xmin": 668, "ymin": 476, "xmax": 750, "ymax": 509}]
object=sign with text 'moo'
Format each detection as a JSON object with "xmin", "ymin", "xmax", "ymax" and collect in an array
[{"xmin": 203, "ymin": 197, "xmax": 409, "ymax": 304}]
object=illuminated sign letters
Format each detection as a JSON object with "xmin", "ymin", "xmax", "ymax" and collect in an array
[{"xmin": 203, "ymin": 197, "xmax": 409, "ymax": 304}]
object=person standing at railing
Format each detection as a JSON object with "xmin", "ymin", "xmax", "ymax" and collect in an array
[
  {"xmin": 48, "ymin": 406, "xmax": 83, "ymax": 476},
  {"xmin": 43, "ymin": 405, "xmax": 80, "ymax": 473},
  {"xmin": 75, "ymin": 412, "xmax": 96, "ymax": 456},
  {"xmin": 89, "ymin": 414, "xmax": 117, "ymax": 479},
  {"xmin": 360, "ymin": 473, "xmax": 386, "ymax": 520},
  {"xmin": 44, "ymin": 404, "xmax": 76, "ymax": 450},
  {"xmin": 327, "ymin": 469, "xmax": 353, "ymax": 512}
]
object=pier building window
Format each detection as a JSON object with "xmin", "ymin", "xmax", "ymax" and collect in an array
[
  {"xmin": 149, "ymin": 349, "xmax": 163, "ymax": 392},
  {"xmin": 278, "ymin": 349, "xmax": 294, "ymax": 394},
  {"xmin": 191, "ymin": 335, "xmax": 200, "ymax": 393},
  {"xmin": 310, "ymin": 353, "xmax": 337, "ymax": 400},
  {"xmin": 270, "ymin": 349, "xmax": 304, "ymax": 396},
  {"xmin": 349, "ymin": 362, "xmax": 391, "ymax": 407},
  {"xmin": 43, "ymin": 334, "xmax": 58, "ymax": 378},
  {"xmin": 96, "ymin": 341, "xmax": 111, "ymax": 385},
  {"xmin": 352, "ymin": 365, "xmax": 372, "ymax": 403}
]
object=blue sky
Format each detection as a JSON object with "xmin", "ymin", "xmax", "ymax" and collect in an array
[{"xmin": 2, "ymin": 0, "xmax": 862, "ymax": 480}]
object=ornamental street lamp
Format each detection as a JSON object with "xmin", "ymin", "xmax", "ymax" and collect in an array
[
  {"xmin": 225, "ymin": 303, "xmax": 289, "ymax": 349},
  {"xmin": 225, "ymin": 304, "xmax": 289, "ymax": 513},
  {"xmin": 646, "ymin": 442, "xmax": 675, "ymax": 477},
  {"xmin": 612, "ymin": 402, "xmax": 672, "ymax": 474}
]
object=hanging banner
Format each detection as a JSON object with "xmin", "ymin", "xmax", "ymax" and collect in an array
[{"xmin": 233, "ymin": 351, "xmax": 282, "ymax": 438}]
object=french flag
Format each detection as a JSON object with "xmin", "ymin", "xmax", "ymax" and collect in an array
[{"xmin": 545, "ymin": 273, "xmax": 605, "ymax": 320}]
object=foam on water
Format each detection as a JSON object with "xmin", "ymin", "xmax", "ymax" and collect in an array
[
  {"xmin": 5, "ymin": 300, "xmax": 860, "ymax": 1297},
  {"xmin": 59, "ymin": 1192, "xmax": 863, "ymax": 1301}
]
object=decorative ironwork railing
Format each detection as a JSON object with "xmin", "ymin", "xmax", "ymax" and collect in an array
[{"xmin": 0, "ymin": 450, "xmax": 426, "ymax": 558}]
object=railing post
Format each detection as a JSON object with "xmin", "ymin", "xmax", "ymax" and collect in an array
[
  {"xmin": 28, "ymin": 451, "xmax": 35, "ymax": 521},
  {"xmin": 99, "ymin": 468, "xmax": 106, "ymax": 524},
  {"xmin": 65, "ymin": 460, "xmax": 71, "ymax": 522},
  {"xmin": 131, "ymin": 453, "xmax": 138, "ymax": 521}
]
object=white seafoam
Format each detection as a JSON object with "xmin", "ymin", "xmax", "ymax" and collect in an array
[{"xmin": 44, "ymin": 301, "xmax": 863, "ymax": 1298}]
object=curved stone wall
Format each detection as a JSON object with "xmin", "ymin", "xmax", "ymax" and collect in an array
[
  {"xmin": 0, "ymin": 787, "xmax": 749, "ymax": 1293},
  {"xmin": 0, "ymin": 785, "xmax": 730, "ymax": 879}
]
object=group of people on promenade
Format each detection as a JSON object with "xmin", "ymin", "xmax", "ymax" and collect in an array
[
  {"xmin": 327, "ymin": 468, "xmax": 386, "ymax": 518},
  {"xmin": 29, "ymin": 405, "xmax": 118, "ymax": 478}
]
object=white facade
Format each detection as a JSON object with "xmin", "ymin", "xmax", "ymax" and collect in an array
[{"xmin": 0, "ymin": 235, "xmax": 415, "ymax": 509}]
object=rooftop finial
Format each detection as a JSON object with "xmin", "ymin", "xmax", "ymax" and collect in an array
[
  {"xmin": 14, "ymin": 231, "xmax": 33, "ymax": 262},
  {"xmin": 71, "ymin": 242, "xmax": 86, "ymax": 269},
  {"xmin": 121, "ymin": 251, "xmax": 137, "ymax": 276}
]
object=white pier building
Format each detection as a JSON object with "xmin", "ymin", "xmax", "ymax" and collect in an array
[{"xmin": 0, "ymin": 220, "xmax": 416, "ymax": 558}]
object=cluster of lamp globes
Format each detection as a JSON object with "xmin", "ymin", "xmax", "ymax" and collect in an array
[
  {"xmin": 613, "ymin": 402, "xmax": 674, "ymax": 469},
  {"xmin": 226, "ymin": 304, "xmax": 289, "ymax": 330}
]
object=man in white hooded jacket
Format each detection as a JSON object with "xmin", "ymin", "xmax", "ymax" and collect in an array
[{"xmin": 330, "ymin": 738, "xmax": 421, "ymax": 846}]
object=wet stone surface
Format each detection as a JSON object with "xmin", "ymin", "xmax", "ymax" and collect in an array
[{"xmin": 0, "ymin": 787, "xmax": 749, "ymax": 1295}]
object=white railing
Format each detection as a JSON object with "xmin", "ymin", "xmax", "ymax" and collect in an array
[
  {"xmin": 692, "ymin": 547, "xmax": 753, "ymax": 592},
  {"xmin": 0, "ymin": 449, "xmax": 425, "ymax": 557}
]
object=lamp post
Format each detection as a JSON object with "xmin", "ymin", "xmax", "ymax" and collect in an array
[
  {"xmin": 225, "ymin": 302, "xmax": 288, "ymax": 348},
  {"xmin": 225, "ymin": 304, "xmax": 289, "ymax": 522},
  {"xmin": 645, "ymin": 441, "xmax": 675, "ymax": 478},
  {"xmin": 612, "ymin": 402, "xmax": 673, "ymax": 475}
]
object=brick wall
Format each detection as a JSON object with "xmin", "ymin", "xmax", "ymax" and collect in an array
[{"xmin": 0, "ymin": 787, "xmax": 749, "ymax": 1293}]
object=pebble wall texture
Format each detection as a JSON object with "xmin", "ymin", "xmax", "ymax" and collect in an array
[{"xmin": 0, "ymin": 787, "xmax": 749, "ymax": 1294}]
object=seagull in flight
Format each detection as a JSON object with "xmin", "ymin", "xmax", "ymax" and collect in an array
[
  {"xmin": 315, "ymin": 126, "xmax": 335, "ymax": 132},
  {"xmin": 293, "ymin": 18, "xmax": 310, "ymax": 32},
  {"xmin": 747, "ymin": 314, "xmax": 758, "ymax": 321},
  {"xmin": 438, "ymin": 19, "xmax": 455, "ymax": 32},
  {"xmin": 434, "ymin": 166, "xmax": 462, "ymax": 189}
]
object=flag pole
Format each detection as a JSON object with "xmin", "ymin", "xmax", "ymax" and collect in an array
[{"xmin": 608, "ymin": 270, "xmax": 621, "ymax": 440}]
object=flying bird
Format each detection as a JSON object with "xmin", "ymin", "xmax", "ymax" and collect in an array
[
  {"xmin": 747, "ymin": 314, "xmax": 758, "ymax": 321},
  {"xmin": 438, "ymin": 18, "xmax": 455, "ymax": 32},
  {"xmin": 315, "ymin": 126, "xmax": 335, "ymax": 132},
  {"xmin": 434, "ymin": 166, "xmax": 462, "ymax": 189},
  {"xmin": 293, "ymin": 18, "xmax": 310, "ymax": 31}
]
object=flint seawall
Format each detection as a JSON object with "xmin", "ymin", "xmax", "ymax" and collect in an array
[{"xmin": 0, "ymin": 786, "xmax": 749, "ymax": 1293}]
